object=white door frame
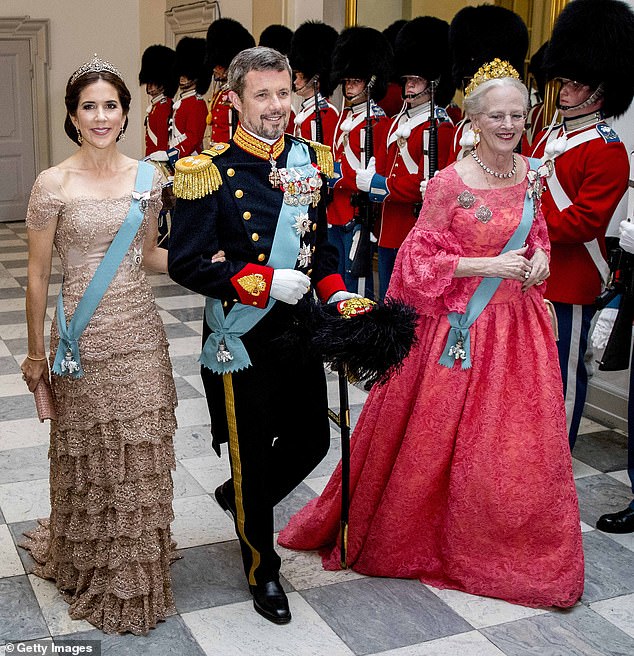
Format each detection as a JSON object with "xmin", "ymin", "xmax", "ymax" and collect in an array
[{"xmin": 0, "ymin": 16, "xmax": 50, "ymax": 173}]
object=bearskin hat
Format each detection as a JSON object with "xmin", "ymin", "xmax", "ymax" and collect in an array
[
  {"xmin": 331, "ymin": 26, "xmax": 393, "ymax": 101},
  {"xmin": 205, "ymin": 18, "xmax": 256, "ymax": 72},
  {"xmin": 394, "ymin": 17, "xmax": 455, "ymax": 107},
  {"xmin": 174, "ymin": 37, "xmax": 212, "ymax": 95},
  {"xmin": 528, "ymin": 42, "xmax": 548, "ymax": 99},
  {"xmin": 543, "ymin": 0, "xmax": 634, "ymax": 118},
  {"xmin": 289, "ymin": 21, "xmax": 339, "ymax": 98},
  {"xmin": 259, "ymin": 24, "xmax": 293, "ymax": 55},
  {"xmin": 449, "ymin": 5, "xmax": 528, "ymax": 90},
  {"xmin": 139, "ymin": 45, "xmax": 178, "ymax": 98}
]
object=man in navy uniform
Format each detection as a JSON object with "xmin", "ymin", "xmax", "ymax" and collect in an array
[{"xmin": 168, "ymin": 46, "xmax": 354, "ymax": 624}]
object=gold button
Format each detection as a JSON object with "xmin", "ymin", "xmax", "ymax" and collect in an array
[
  {"xmin": 253, "ymin": 301, "xmax": 258, "ymax": 306},
  {"xmin": 312, "ymin": 246, "xmax": 316, "ymax": 252},
  {"xmin": 252, "ymin": 233, "xmax": 259, "ymax": 242},
  {"xmin": 307, "ymin": 268, "xmax": 313, "ymax": 275},
  {"xmin": 258, "ymin": 253, "xmax": 266, "ymax": 262},
  {"xmin": 223, "ymin": 301, "xmax": 228, "ymax": 307},
  {"xmin": 243, "ymin": 211, "xmax": 251, "ymax": 220},
  {"xmin": 227, "ymin": 168, "xmax": 235, "ymax": 177},
  {"xmin": 235, "ymin": 189, "xmax": 243, "ymax": 198},
  {"xmin": 312, "ymin": 223, "xmax": 317, "ymax": 231}
]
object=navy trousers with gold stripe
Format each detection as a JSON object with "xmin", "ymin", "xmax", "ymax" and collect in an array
[{"xmin": 201, "ymin": 311, "xmax": 331, "ymax": 585}]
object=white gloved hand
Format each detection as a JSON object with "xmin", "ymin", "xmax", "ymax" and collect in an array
[
  {"xmin": 420, "ymin": 178, "xmax": 428, "ymax": 200},
  {"xmin": 591, "ymin": 307, "xmax": 618, "ymax": 349},
  {"xmin": 355, "ymin": 156, "xmax": 377, "ymax": 192},
  {"xmin": 327, "ymin": 291, "xmax": 362, "ymax": 304},
  {"xmin": 270, "ymin": 269, "xmax": 311, "ymax": 305},
  {"xmin": 619, "ymin": 220, "xmax": 634, "ymax": 254},
  {"xmin": 148, "ymin": 150, "xmax": 169, "ymax": 162}
]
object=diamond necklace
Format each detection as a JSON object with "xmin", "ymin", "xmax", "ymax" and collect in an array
[{"xmin": 471, "ymin": 149, "xmax": 516, "ymax": 179}]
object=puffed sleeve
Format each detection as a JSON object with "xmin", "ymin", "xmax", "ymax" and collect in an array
[
  {"xmin": 25, "ymin": 171, "xmax": 64, "ymax": 231},
  {"xmin": 388, "ymin": 168, "xmax": 467, "ymax": 316},
  {"xmin": 144, "ymin": 170, "xmax": 164, "ymax": 226}
]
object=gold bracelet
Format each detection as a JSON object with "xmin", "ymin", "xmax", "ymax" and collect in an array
[{"xmin": 26, "ymin": 354, "xmax": 47, "ymax": 361}]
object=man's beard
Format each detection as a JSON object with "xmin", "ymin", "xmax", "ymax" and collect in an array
[{"xmin": 243, "ymin": 113, "xmax": 287, "ymax": 140}]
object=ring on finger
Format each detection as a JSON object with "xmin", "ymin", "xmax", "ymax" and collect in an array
[{"xmin": 524, "ymin": 271, "xmax": 530, "ymax": 279}]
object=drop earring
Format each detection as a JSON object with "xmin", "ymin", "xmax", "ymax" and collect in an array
[
  {"xmin": 118, "ymin": 127, "xmax": 126, "ymax": 142},
  {"xmin": 76, "ymin": 127, "xmax": 83, "ymax": 145}
]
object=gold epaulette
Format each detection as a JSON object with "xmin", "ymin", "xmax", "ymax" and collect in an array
[
  {"xmin": 173, "ymin": 143, "xmax": 229, "ymax": 200},
  {"xmin": 308, "ymin": 141, "xmax": 334, "ymax": 179}
]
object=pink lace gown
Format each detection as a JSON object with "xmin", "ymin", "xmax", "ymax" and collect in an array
[
  {"xmin": 20, "ymin": 168, "xmax": 178, "ymax": 634},
  {"xmin": 279, "ymin": 162, "xmax": 585, "ymax": 608}
]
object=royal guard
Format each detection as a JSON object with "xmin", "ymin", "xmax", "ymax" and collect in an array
[
  {"xmin": 139, "ymin": 45, "xmax": 178, "ymax": 157},
  {"xmin": 258, "ymin": 24, "xmax": 293, "ymax": 56},
  {"xmin": 327, "ymin": 26, "xmax": 392, "ymax": 296},
  {"xmin": 205, "ymin": 18, "xmax": 256, "ymax": 145},
  {"xmin": 355, "ymin": 17, "xmax": 455, "ymax": 300},
  {"xmin": 531, "ymin": 0, "xmax": 634, "ymax": 448},
  {"xmin": 289, "ymin": 21, "xmax": 339, "ymax": 147},
  {"xmin": 448, "ymin": 5, "xmax": 528, "ymax": 162},
  {"xmin": 379, "ymin": 20, "xmax": 408, "ymax": 119},
  {"xmin": 525, "ymin": 42, "xmax": 548, "ymax": 146},
  {"xmin": 170, "ymin": 37, "xmax": 211, "ymax": 158}
]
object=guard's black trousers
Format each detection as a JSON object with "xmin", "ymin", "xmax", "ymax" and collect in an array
[{"xmin": 201, "ymin": 311, "xmax": 331, "ymax": 585}]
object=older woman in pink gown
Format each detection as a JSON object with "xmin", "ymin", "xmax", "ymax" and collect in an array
[{"xmin": 279, "ymin": 70, "xmax": 584, "ymax": 609}]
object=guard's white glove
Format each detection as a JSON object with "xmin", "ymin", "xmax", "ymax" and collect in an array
[
  {"xmin": 327, "ymin": 291, "xmax": 362, "ymax": 304},
  {"xmin": 355, "ymin": 157, "xmax": 377, "ymax": 192},
  {"xmin": 270, "ymin": 269, "xmax": 310, "ymax": 305},
  {"xmin": 591, "ymin": 307, "xmax": 618, "ymax": 349},
  {"xmin": 619, "ymin": 220, "xmax": 634, "ymax": 254},
  {"xmin": 420, "ymin": 179, "xmax": 428, "ymax": 201},
  {"xmin": 148, "ymin": 150, "xmax": 169, "ymax": 162}
]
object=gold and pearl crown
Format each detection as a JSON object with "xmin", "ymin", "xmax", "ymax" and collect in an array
[
  {"xmin": 69, "ymin": 54, "xmax": 122, "ymax": 85},
  {"xmin": 465, "ymin": 58, "xmax": 520, "ymax": 97}
]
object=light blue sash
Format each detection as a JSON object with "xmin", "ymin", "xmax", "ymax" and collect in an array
[
  {"xmin": 201, "ymin": 141, "xmax": 312, "ymax": 374},
  {"xmin": 52, "ymin": 161, "xmax": 155, "ymax": 378},
  {"xmin": 439, "ymin": 158, "xmax": 540, "ymax": 370}
]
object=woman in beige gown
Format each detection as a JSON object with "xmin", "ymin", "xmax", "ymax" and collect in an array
[{"xmin": 19, "ymin": 57, "xmax": 178, "ymax": 634}]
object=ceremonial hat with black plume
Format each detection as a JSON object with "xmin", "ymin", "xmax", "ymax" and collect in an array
[
  {"xmin": 449, "ymin": 5, "xmax": 528, "ymax": 92},
  {"xmin": 174, "ymin": 37, "xmax": 212, "ymax": 95},
  {"xmin": 139, "ymin": 45, "xmax": 178, "ymax": 98},
  {"xmin": 205, "ymin": 17, "xmax": 256, "ymax": 74},
  {"xmin": 289, "ymin": 20, "xmax": 339, "ymax": 99},
  {"xmin": 259, "ymin": 24, "xmax": 293, "ymax": 56},
  {"xmin": 331, "ymin": 26, "xmax": 393, "ymax": 102},
  {"xmin": 394, "ymin": 16, "xmax": 455, "ymax": 107},
  {"xmin": 543, "ymin": 0, "xmax": 634, "ymax": 118}
]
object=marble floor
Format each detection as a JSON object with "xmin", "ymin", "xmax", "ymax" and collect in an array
[{"xmin": 1, "ymin": 220, "xmax": 634, "ymax": 656}]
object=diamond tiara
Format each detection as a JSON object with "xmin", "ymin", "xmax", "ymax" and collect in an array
[
  {"xmin": 69, "ymin": 54, "xmax": 123, "ymax": 86},
  {"xmin": 465, "ymin": 58, "xmax": 520, "ymax": 97}
]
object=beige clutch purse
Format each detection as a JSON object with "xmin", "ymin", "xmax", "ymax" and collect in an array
[{"xmin": 34, "ymin": 378, "xmax": 57, "ymax": 422}]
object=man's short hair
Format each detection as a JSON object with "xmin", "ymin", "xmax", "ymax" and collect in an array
[{"xmin": 227, "ymin": 46, "xmax": 292, "ymax": 98}]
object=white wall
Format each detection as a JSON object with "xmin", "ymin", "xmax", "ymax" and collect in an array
[{"xmin": 4, "ymin": 0, "xmax": 147, "ymax": 165}]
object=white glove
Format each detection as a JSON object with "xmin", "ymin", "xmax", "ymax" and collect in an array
[
  {"xmin": 420, "ymin": 179, "xmax": 428, "ymax": 200},
  {"xmin": 619, "ymin": 220, "xmax": 634, "ymax": 254},
  {"xmin": 270, "ymin": 269, "xmax": 310, "ymax": 305},
  {"xmin": 591, "ymin": 307, "xmax": 618, "ymax": 349},
  {"xmin": 148, "ymin": 150, "xmax": 169, "ymax": 162},
  {"xmin": 328, "ymin": 291, "xmax": 362, "ymax": 304},
  {"xmin": 355, "ymin": 156, "xmax": 377, "ymax": 192}
]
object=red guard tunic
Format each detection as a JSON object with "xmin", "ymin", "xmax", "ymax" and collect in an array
[
  {"xmin": 207, "ymin": 85, "xmax": 233, "ymax": 144},
  {"xmin": 378, "ymin": 81, "xmax": 405, "ymax": 119},
  {"xmin": 144, "ymin": 94, "xmax": 172, "ymax": 156},
  {"xmin": 169, "ymin": 89, "xmax": 208, "ymax": 158},
  {"xmin": 328, "ymin": 101, "xmax": 391, "ymax": 226},
  {"xmin": 375, "ymin": 103, "xmax": 453, "ymax": 248},
  {"xmin": 531, "ymin": 116, "xmax": 629, "ymax": 305},
  {"xmin": 293, "ymin": 95, "xmax": 339, "ymax": 147}
]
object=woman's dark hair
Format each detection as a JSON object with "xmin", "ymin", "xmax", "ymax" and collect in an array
[{"xmin": 64, "ymin": 70, "xmax": 131, "ymax": 145}]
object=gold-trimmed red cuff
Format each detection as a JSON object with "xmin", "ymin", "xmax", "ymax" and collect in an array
[
  {"xmin": 230, "ymin": 263, "xmax": 274, "ymax": 308},
  {"xmin": 315, "ymin": 274, "xmax": 346, "ymax": 303}
]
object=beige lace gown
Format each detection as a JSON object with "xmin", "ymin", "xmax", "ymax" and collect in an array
[{"xmin": 21, "ymin": 168, "xmax": 178, "ymax": 635}]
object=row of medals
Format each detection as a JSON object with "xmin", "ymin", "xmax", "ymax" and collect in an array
[{"xmin": 269, "ymin": 157, "xmax": 322, "ymax": 208}]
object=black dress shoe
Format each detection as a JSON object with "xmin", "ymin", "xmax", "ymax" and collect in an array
[
  {"xmin": 249, "ymin": 580, "xmax": 291, "ymax": 624},
  {"xmin": 214, "ymin": 483, "xmax": 236, "ymax": 522},
  {"xmin": 596, "ymin": 506, "xmax": 634, "ymax": 534}
]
